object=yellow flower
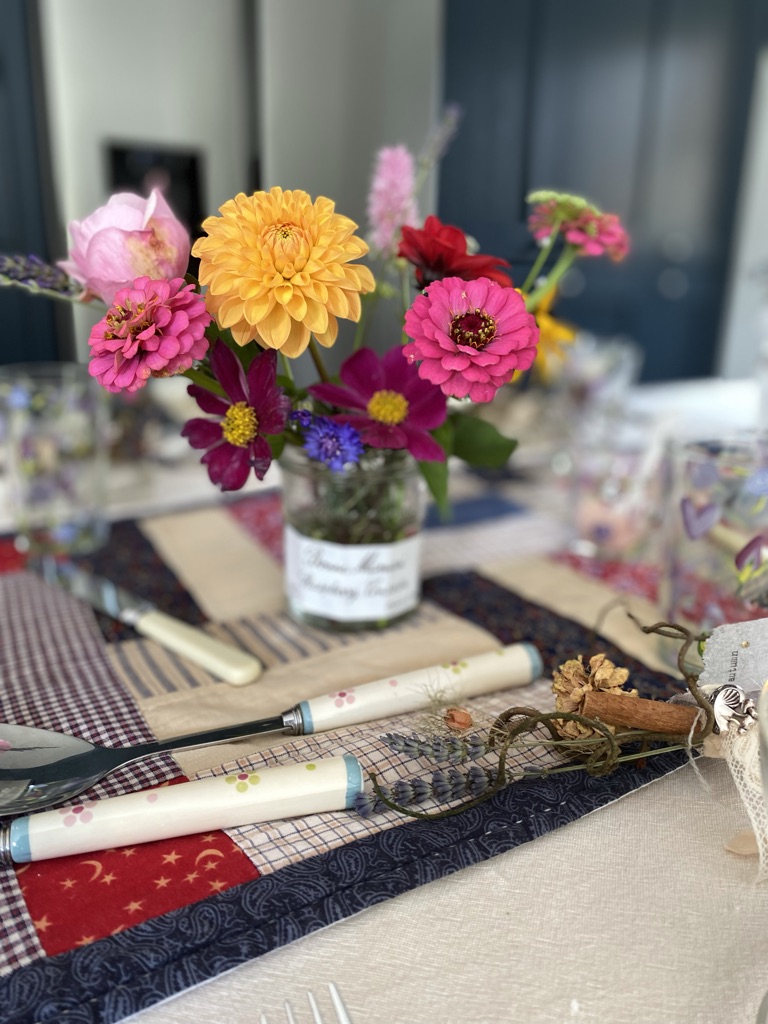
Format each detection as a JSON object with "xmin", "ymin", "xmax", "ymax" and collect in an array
[
  {"xmin": 530, "ymin": 287, "xmax": 576, "ymax": 382},
  {"xmin": 192, "ymin": 187, "xmax": 376, "ymax": 357}
]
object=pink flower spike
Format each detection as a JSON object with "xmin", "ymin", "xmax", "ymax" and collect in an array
[
  {"xmin": 403, "ymin": 276, "xmax": 540, "ymax": 402},
  {"xmin": 366, "ymin": 145, "xmax": 419, "ymax": 258},
  {"xmin": 88, "ymin": 276, "xmax": 211, "ymax": 393}
]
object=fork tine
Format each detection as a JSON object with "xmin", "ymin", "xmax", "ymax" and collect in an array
[
  {"xmin": 328, "ymin": 983, "xmax": 353, "ymax": 1024},
  {"xmin": 307, "ymin": 989, "xmax": 324, "ymax": 1023},
  {"xmin": 259, "ymin": 1016, "xmax": 269, "ymax": 1024},
  {"xmin": 283, "ymin": 1001, "xmax": 298, "ymax": 1024}
]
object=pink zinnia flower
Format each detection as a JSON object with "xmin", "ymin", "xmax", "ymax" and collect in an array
[
  {"xmin": 60, "ymin": 189, "xmax": 191, "ymax": 305},
  {"xmin": 182, "ymin": 342, "xmax": 291, "ymax": 491},
  {"xmin": 563, "ymin": 211, "xmax": 630, "ymax": 261},
  {"xmin": 528, "ymin": 199, "xmax": 564, "ymax": 243},
  {"xmin": 527, "ymin": 194, "xmax": 629, "ymax": 261},
  {"xmin": 366, "ymin": 145, "xmax": 419, "ymax": 257},
  {"xmin": 403, "ymin": 276, "xmax": 539, "ymax": 403},
  {"xmin": 88, "ymin": 276, "xmax": 211, "ymax": 393},
  {"xmin": 309, "ymin": 346, "xmax": 447, "ymax": 462}
]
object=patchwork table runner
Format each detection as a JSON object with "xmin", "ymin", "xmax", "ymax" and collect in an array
[{"xmin": 0, "ymin": 488, "xmax": 687, "ymax": 1023}]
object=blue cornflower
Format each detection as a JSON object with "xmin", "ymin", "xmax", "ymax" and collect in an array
[
  {"xmin": 303, "ymin": 416, "xmax": 364, "ymax": 472},
  {"xmin": 290, "ymin": 409, "xmax": 313, "ymax": 428}
]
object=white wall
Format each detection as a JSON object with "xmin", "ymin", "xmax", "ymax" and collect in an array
[
  {"xmin": 38, "ymin": 0, "xmax": 250, "ymax": 224},
  {"xmin": 718, "ymin": 48, "xmax": 768, "ymax": 379},
  {"xmin": 37, "ymin": 0, "xmax": 252, "ymax": 357},
  {"xmin": 257, "ymin": 0, "xmax": 442, "ymax": 231}
]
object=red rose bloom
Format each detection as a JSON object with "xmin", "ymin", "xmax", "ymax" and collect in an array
[{"xmin": 398, "ymin": 215, "xmax": 512, "ymax": 288}]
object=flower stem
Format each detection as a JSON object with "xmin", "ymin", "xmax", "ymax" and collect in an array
[
  {"xmin": 352, "ymin": 290, "xmax": 379, "ymax": 352},
  {"xmin": 525, "ymin": 246, "xmax": 577, "ymax": 313},
  {"xmin": 398, "ymin": 262, "xmax": 412, "ymax": 345},
  {"xmin": 520, "ymin": 218, "xmax": 562, "ymax": 293},
  {"xmin": 0, "ymin": 280, "xmax": 95, "ymax": 306},
  {"xmin": 308, "ymin": 337, "xmax": 331, "ymax": 382},
  {"xmin": 279, "ymin": 352, "xmax": 295, "ymax": 384}
]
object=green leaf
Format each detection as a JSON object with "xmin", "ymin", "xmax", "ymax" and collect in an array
[
  {"xmin": 451, "ymin": 414, "xmax": 517, "ymax": 469},
  {"xmin": 267, "ymin": 432, "xmax": 287, "ymax": 460},
  {"xmin": 419, "ymin": 458, "xmax": 450, "ymax": 516},
  {"xmin": 418, "ymin": 419, "xmax": 454, "ymax": 516},
  {"xmin": 182, "ymin": 366, "xmax": 226, "ymax": 398},
  {"xmin": 431, "ymin": 418, "xmax": 455, "ymax": 457}
]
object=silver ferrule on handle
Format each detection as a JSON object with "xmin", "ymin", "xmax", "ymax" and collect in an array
[
  {"xmin": 281, "ymin": 706, "xmax": 305, "ymax": 736},
  {"xmin": 0, "ymin": 823, "xmax": 11, "ymax": 866}
]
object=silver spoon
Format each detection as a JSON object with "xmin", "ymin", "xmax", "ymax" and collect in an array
[
  {"xmin": 0, "ymin": 641, "xmax": 540, "ymax": 817},
  {"xmin": 0, "ymin": 713, "xmax": 291, "ymax": 817}
]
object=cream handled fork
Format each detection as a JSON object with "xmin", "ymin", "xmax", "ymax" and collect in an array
[{"xmin": 260, "ymin": 982, "xmax": 354, "ymax": 1024}]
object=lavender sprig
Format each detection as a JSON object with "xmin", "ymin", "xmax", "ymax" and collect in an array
[
  {"xmin": 0, "ymin": 255, "xmax": 80, "ymax": 299},
  {"xmin": 353, "ymin": 765, "xmax": 498, "ymax": 818},
  {"xmin": 382, "ymin": 731, "xmax": 491, "ymax": 763}
]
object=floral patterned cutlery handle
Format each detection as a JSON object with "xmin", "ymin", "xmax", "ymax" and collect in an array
[
  {"xmin": 288, "ymin": 643, "xmax": 543, "ymax": 734},
  {"xmin": 0, "ymin": 755, "xmax": 363, "ymax": 864}
]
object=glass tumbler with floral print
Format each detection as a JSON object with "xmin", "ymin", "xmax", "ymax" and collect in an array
[
  {"xmin": 0, "ymin": 362, "xmax": 110, "ymax": 557},
  {"xmin": 659, "ymin": 432, "xmax": 768, "ymax": 662}
]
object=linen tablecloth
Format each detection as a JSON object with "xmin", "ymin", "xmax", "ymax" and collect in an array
[{"xmin": 0, "ymin": 481, "xmax": 765, "ymax": 1024}]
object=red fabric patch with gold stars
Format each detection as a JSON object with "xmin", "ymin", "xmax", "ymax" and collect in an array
[{"xmin": 17, "ymin": 785, "xmax": 260, "ymax": 955}]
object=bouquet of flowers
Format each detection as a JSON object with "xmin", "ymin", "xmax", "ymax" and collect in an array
[{"xmin": 0, "ymin": 166, "xmax": 629, "ymax": 510}]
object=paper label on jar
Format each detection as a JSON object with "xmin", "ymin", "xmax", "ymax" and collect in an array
[{"xmin": 284, "ymin": 526, "xmax": 422, "ymax": 621}]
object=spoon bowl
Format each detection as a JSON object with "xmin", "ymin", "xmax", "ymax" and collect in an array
[{"xmin": 0, "ymin": 714, "xmax": 290, "ymax": 817}]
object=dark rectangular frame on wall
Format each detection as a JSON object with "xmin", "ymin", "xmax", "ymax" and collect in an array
[
  {"xmin": 103, "ymin": 141, "xmax": 207, "ymax": 279},
  {"xmin": 104, "ymin": 142, "xmax": 206, "ymax": 237}
]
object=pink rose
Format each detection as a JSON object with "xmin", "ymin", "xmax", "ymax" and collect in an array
[{"xmin": 59, "ymin": 189, "xmax": 191, "ymax": 305}]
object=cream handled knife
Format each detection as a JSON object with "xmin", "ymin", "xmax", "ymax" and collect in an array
[{"xmin": 40, "ymin": 559, "xmax": 262, "ymax": 686}]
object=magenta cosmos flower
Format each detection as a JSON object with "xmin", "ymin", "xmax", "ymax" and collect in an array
[
  {"xmin": 309, "ymin": 346, "xmax": 447, "ymax": 462},
  {"xmin": 403, "ymin": 276, "xmax": 539, "ymax": 403},
  {"xmin": 182, "ymin": 342, "xmax": 291, "ymax": 490},
  {"xmin": 60, "ymin": 189, "xmax": 191, "ymax": 305},
  {"xmin": 88, "ymin": 276, "xmax": 211, "ymax": 393}
]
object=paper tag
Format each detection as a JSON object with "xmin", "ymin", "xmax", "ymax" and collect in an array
[
  {"xmin": 284, "ymin": 526, "xmax": 422, "ymax": 622},
  {"xmin": 698, "ymin": 618, "xmax": 768, "ymax": 696}
]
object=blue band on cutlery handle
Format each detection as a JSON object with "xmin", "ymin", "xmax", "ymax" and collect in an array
[
  {"xmin": 298, "ymin": 642, "xmax": 543, "ymax": 734},
  {"xmin": 6, "ymin": 819, "xmax": 31, "ymax": 864}
]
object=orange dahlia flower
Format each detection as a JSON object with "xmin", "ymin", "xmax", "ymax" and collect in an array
[{"xmin": 192, "ymin": 187, "xmax": 376, "ymax": 358}]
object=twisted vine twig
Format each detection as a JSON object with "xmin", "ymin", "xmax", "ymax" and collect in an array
[{"xmin": 366, "ymin": 619, "xmax": 714, "ymax": 821}]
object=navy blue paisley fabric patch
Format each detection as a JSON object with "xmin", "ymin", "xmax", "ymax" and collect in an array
[
  {"xmin": 422, "ymin": 570, "xmax": 683, "ymax": 699},
  {"xmin": 1, "ymin": 570, "xmax": 687, "ymax": 1023},
  {"xmin": 73, "ymin": 519, "xmax": 207, "ymax": 642}
]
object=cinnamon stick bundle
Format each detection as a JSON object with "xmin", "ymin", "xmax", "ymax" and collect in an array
[{"xmin": 581, "ymin": 690, "xmax": 704, "ymax": 735}]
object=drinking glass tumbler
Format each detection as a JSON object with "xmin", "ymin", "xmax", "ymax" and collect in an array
[
  {"xmin": 659, "ymin": 432, "xmax": 768, "ymax": 641},
  {"xmin": 0, "ymin": 362, "xmax": 110, "ymax": 557}
]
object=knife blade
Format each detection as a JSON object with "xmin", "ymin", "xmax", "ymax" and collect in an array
[{"xmin": 39, "ymin": 559, "xmax": 263, "ymax": 686}]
